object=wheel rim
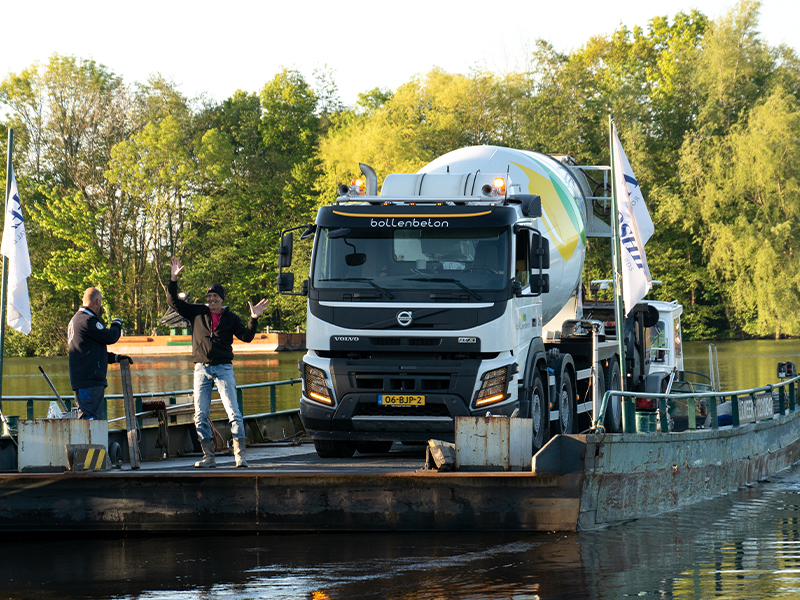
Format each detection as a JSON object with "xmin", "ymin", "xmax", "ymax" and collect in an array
[
  {"xmin": 531, "ymin": 389, "xmax": 542, "ymax": 433},
  {"xmin": 560, "ymin": 387, "xmax": 571, "ymax": 428}
]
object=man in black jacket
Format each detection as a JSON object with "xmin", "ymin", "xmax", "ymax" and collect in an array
[
  {"xmin": 68, "ymin": 287, "xmax": 132, "ymax": 419},
  {"xmin": 167, "ymin": 257, "xmax": 268, "ymax": 468}
]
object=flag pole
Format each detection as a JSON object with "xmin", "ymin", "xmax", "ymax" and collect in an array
[
  {"xmin": 0, "ymin": 128, "xmax": 13, "ymax": 410},
  {"xmin": 608, "ymin": 115, "xmax": 631, "ymax": 427}
]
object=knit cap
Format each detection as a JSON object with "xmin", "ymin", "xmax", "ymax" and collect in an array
[{"xmin": 206, "ymin": 283, "xmax": 225, "ymax": 300}]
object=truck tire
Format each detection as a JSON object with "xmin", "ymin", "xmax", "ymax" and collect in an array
[
  {"xmin": 356, "ymin": 441, "xmax": 393, "ymax": 454},
  {"xmin": 603, "ymin": 358, "xmax": 623, "ymax": 433},
  {"xmin": 528, "ymin": 372, "xmax": 547, "ymax": 453},
  {"xmin": 314, "ymin": 439, "xmax": 357, "ymax": 458},
  {"xmin": 557, "ymin": 371, "xmax": 576, "ymax": 435}
]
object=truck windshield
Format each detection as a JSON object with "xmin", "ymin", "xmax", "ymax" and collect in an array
[{"xmin": 313, "ymin": 227, "xmax": 509, "ymax": 292}]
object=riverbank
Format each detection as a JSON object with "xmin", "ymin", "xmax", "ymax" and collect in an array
[{"xmin": 112, "ymin": 332, "xmax": 305, "ymax": 355}]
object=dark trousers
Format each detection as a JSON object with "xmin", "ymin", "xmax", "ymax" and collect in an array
[{"xmin": 74, "ymin": 386, "xmax": 105, "ymax": 419}]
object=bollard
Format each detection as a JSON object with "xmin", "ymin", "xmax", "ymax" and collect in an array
[
  {"xmin": 622, "ymin": 397, "xmax": 636, "ymax": 433},
  {"xmin": 120, "ymin": 358, "xmax": 141, "ymax": 469}
]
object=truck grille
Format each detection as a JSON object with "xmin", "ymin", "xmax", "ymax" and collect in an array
[
  {"xmin": 353, "ymin": 375, "xmax": 451, "ymax": 392},
  {"xmin": 369, "ymin": 337, "xmax": 442, "ymax": 347},
  {"xmin": 353, "ymin": 402, "xmax": 451, "ymax": 418}
]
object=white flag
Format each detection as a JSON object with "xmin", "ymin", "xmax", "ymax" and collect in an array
[
  {"xmin": 612, "ymin": 123, "xmax": 654, "ymax": 316},
  {"xmin": 1, "ymin": 166, "xmax": 32, "ymax": 334}
]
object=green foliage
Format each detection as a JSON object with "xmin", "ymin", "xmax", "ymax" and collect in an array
[{"xmin": 1, "ymin": 0, "xmax": 799, "ymax": 354}]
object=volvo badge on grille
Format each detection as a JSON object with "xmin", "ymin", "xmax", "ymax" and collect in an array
[{"xmin": 396, "ymin": 311, "xmax": 413, "ymax": 327}]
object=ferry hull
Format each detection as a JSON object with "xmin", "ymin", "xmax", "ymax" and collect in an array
[{"xmin": 0, "ymin": 410, "xmax": 799, "ymax": 533}]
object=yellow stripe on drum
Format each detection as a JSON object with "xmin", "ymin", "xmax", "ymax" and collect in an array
[{"xmin": 512, "ymin": 162, "xmax": 582, "ymax": 261}]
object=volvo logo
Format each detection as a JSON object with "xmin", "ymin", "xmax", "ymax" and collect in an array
[
  {"xmin": 396, "ymin": 311, "xmax": 413, "ymax": 327},
  {"xmin": 334, "ymin": 336, "xmax": 359, "ymax": 342}
]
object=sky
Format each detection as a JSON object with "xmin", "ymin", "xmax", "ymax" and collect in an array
[{"xmin": 2, "ymin": 0, "xmax": 798, "ymax": 108}]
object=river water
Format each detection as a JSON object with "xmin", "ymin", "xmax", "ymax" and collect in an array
[{"xmin": 2, "ymin": 339, "xmax": 800, "ymax": 599}]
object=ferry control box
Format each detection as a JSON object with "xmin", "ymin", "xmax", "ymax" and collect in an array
[
  {"xmin": 18, "ymin": 419, "xmax": 109, "ymax": 473},
  {"xmin": 455, "ymin": 416, "xmax": 533, "ymax": 471}
]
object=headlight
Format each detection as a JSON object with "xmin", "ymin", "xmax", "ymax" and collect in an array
[
  {"xmin": 304, "ymin": 364, "xmax": 333, "ymax": 405},
  {"xmin": 475, "ymin": 366, "xmax": 509, "ymax": 407}
]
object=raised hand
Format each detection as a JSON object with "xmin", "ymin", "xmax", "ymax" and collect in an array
[
  {"xmin": 249, "ymin": 298, "xmax": 269, "ymax": 318},
  {"xmin": 170, "ymin": 257, "xmax": 184, "ymax": 281}
]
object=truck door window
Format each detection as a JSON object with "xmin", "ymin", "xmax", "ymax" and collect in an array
[
  {"xmin": 650, "ymin": 320, "xmax": 667, "ymax": 363},
  {"xmin": 515, "ymin": 231, "xmax": 530, "ymax": 288}
]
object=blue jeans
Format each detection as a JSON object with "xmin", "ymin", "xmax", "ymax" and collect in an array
[
  {"xmin": 193, "ymin": 363, "xmax": 244, "ymax": 441},
  {"xmin": 74, "ymin": 386, "xmax": 105, "ymax": 420}
]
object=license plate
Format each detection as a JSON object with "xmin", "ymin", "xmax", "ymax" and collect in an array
[{"xmin": 379, "ymin": 394, "xmax": 425, "ymax": 406}]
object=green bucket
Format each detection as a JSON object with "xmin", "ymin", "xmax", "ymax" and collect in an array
[{"xmin": 635, "ymin": 411, "xmax": 657, "ymax": 433}]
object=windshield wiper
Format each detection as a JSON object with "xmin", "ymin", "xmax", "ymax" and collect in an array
[
  {"xmin": 319, "ymin": 278, "xmax": 395, "ymax": 299},
  {"xmin": 403, "ymin": 277, "xmax": 482, "ymax": 301}
]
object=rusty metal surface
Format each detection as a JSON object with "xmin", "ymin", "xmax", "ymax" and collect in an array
[
  {"xmin": 454, "ymin": 416, "xmax": 532, "ymax": 471},
  {"xmin": 578, "ymin": 408, "xmax": 800, "ymax": 530},
  {"xmin": 17, "ymin": 419, "xmax": 107, "ymax": 473}
]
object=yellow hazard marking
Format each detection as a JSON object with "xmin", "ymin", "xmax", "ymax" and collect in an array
[
  {"xmin": 83, "ymin": 448, "xmax": 106, "ymax": 471},
  {"xmin": 512, "ymin": 162, "xmax": 581, "ymax": 261},
  {"xmin": 332, "ymin": 210, "xmax": 493, "ymax": 218}
]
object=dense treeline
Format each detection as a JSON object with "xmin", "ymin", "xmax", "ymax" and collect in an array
[{"xmin": 0, "ymin": 0, "xmax": 798, "ymax": 355}]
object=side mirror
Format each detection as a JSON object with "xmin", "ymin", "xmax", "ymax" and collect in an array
[
  {"xmin": 530, "ymin": 231, "xmax": 550, "ymax": 269},
  {"xmin": 277, "ymin": 272, "xmax": 295, "ymax": 293},
  {"xmin": 301, "ymin": 279, "xmax": 309, "ymax": 296},
  {"xmin": 279, "ymin": 233, "xmax": 293, "ymax": 268}
]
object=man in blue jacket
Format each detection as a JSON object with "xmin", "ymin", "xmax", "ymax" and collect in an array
[
  {"xmin": 67, "ymin": 287, "xmax": 132, "ymax": 419},
  {"xmin": 167, "ymin": 257, "xmax": 268, "ymax": 468}
]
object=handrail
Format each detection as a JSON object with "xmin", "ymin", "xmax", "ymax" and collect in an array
[
  {"xmin": 1, "ymin": 377, "xmax": 303, "ymax": 422},
  {"xmin": 593, "ymin": 374, "xmax": 800, "ymax": 431},
  {"xmin": 0, "ymin": 378, "xmax": 300, "ymax": 404}
]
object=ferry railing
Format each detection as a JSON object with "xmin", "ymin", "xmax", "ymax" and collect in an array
[
  {"xmin": 0, "ymin": 378, "xmax": 302, "ymax": 425},
  {"xmin": 592, "ymin": 375, "xmax": 800, "ymax": 434}
]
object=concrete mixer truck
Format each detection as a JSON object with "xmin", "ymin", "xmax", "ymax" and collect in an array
[{"xmin": 277, "ymin": 146, "xmax": 682, "ymax": 458}]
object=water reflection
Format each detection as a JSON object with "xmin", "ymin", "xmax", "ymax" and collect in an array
[{"xmin": 684, "ymin": 339, "xmax": 800, "ymax": 391}]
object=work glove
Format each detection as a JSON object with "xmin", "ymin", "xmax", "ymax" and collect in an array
[
  {"xmin": 116, "ymin": 354, "xmax": 134, "ymax": 364},
  {"xmin": 111, "ymin": 317, "xmax": 123, "ymax": 328}
]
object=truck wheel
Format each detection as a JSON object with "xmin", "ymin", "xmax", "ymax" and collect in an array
[
  {"xmin": 356, "ymin": 441, "xmax": 393, "ymax": 454},
  {"xmin": 314, "ymin": 439, "xmax": 357, "ymax": 458},
  {"xmin": 603, "ymin": 358, "xmax": 623, "ymax": 433},
  {"xmin": 529, "ymin": 373, "xmax": 547, "ymax": 452},
  {"xmin": 557, "ymin": 371, "xmax": 576, "ymax": 435}
]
